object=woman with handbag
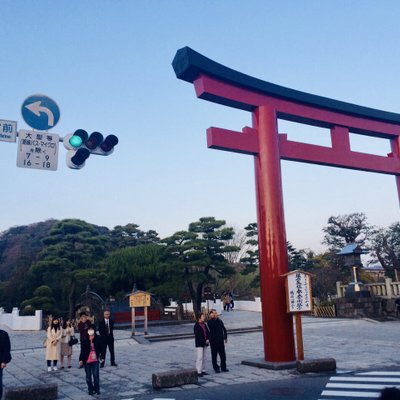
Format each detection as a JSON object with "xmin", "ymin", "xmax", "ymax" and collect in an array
[
  {"xmin": 60, "ymin": 319, "xmax": 75, "ymax": 369},
  {"xmin": 45, "ymin": 317, "xmax": 62, "ymax": 372}
]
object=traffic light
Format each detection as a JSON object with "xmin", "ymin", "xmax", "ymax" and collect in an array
[{"xmin": 63, "ymin": 129, "xmax": 119, "ymax": 169}]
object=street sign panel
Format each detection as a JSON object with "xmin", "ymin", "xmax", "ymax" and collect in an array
[
  {"xmin": 21, "ymin": 94, "xmax": 60, "ymax": 131},
  {"xmin": 16, "ymin": 130, "xmax": 59, "ymax": 171},
  {"xmin": 0, "ymin": 120, "xmax": 17, "ymax": 142}
]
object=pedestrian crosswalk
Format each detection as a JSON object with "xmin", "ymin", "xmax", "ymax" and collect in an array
[{"xmin": 319, "ymin": 371, "xmax": 400, "ymax": 399}]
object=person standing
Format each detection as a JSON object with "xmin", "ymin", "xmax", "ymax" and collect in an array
[
  {"xmin": 60, "ymin": 319, "xmax": 74, "ymax": 369},
  {"xmin": 98, "ymin": 310, "xmax": 117, "ymax": 367},
  {"xmin": 228, "ymin": 292, "xmax": 234, "ymax": 310},
  {"xmin": 0, "ymin": 329, "xmax": 11, "ymax": 400},
  {"xmin": 193, "ymin": 312, "xmax": 209, "ymax": 377},
  {"xmin": 223, "ymin": 293, "xmax": 230, "ymax": 312},
  {"xmin": 79, "ymin": 326, "xmax": 103, "ymax": 396},
  {"xmin": 45, "ymin": 317, "xmax": 62, "ymax": 372},
  {"xmin": 77, "ymin": 312, "xmax": 91, "ymax": 343},
  {"xmin": 207, "ymin": 309, "xmax": 229, "ymax": 373}
]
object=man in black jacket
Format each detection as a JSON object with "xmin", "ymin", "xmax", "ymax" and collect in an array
[
  {"xmin": 98, "ymin": 310, "xmax": 117, "ymax": 367},
  {"xmin": 0, "ymin": 329, "xmax": 11, "ymax": 400},
  {"xmin": 207, "ymin": 309, "xmax": 228, "ymax": 373}
]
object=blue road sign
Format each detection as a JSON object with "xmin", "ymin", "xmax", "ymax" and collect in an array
[{"xmin": 21, "ymin": 94, "xmax": 60, "ymax": 131}]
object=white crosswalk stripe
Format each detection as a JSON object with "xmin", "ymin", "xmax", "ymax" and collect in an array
[{"xmin": 319, "ymin": 371, "xmax": 400, "ymax": 399}]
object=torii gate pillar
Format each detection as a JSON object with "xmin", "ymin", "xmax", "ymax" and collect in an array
[{"xmin": 254, "ymin": 106, "xmax": 295, "ymax": 362}]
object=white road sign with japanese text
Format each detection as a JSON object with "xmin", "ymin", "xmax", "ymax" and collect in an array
[
  {"xmin": 17, "ymin": 130, "xmax": 59, "ymax": 171},
  {"xmin": 0, "ymin": 119, "xmax": 17, "ymax": 142}
]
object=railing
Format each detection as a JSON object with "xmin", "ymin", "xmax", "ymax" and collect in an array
[{"xmin": 336, "ymin": 278, "xmax": 400, "ymax": 299}]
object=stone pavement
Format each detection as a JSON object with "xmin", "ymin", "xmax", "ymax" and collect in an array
[{"xmin": 2, "ymin": 310, "xmax": 400, "ymax": 399}]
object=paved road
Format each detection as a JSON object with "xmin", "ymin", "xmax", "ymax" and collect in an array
[{"xmin": 2, "ymin": 311, "xmax": 400, "ymax": 399}]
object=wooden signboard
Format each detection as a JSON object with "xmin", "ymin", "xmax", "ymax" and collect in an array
[
  {"xmin": 284, "ymin": 270, "xmax": 313, "ymax": 313},
  {"xmin": 129, "ymin": 292, "xmax": 151, "ymax": 308},
  {"xmin": 282, "ymin": 270, "xmax": 313, "ymax": 361},
  {"xmin": 127, "ymin": 290, "xmax": 151, "ymax": 336}
]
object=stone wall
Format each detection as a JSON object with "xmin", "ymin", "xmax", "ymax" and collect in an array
[
  {"xmin": 0, "ymin": 307, "xmax": 42, "ymax": 331},
  {"xmin": 335, "ymin": 297, "xmax": 382, "ymax": 319}
]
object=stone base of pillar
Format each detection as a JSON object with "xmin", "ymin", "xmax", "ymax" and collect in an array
[{"xmin": 241, "ymin": 358, "xmax": 296, "ymax": 370}]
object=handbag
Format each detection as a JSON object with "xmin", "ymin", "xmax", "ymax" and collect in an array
[{"xmin": 68, "ymin": 336, "xmax": 78, "ymax": 346}]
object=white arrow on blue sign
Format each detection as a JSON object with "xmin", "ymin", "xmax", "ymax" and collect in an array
[{"xmin": 21, "ymin": 94, "xmax": 60, "ymax": 131}]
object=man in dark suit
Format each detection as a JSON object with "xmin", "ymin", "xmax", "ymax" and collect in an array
[
  {"xmin": 0, "ymin": 329, "xmax": 11, "ymax": 400},
  {"xmin": 207, "ymin": 309, "xmax": 228, "ymax": 373},
  {"xmin": 98, "ymin": 310, "xmax": 117, "ymax": 367}
]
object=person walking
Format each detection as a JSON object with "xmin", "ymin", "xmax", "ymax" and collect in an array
[
  {"xmin": 98, "ymin": 310, "xmax": 117, "ymax": 367},
  {"xmin": 79, "ymin": 326, "xmax": 103, "ymax": 396},
  {"xmin": 207, "ymin": 309, "xmax": 229, "ymax": 373},
  {"xmin": 60, "ymin": 319, "xmax": 74, "ymax": 369},
  {"xmin": 193, "ymin": 312, "xmax": 209, "ymax": 377},
  {"xmin": 0, "ymin": 329, "xmax": 11, "ymax": 400},
  {"xmin": 45, "ymin": 317, "xmax": 62, "ymax": 372}
]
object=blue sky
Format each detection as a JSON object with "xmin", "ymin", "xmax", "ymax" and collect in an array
[{"xmin": 0, "ymin": 0, "xmax": 398, "ymax": 251}]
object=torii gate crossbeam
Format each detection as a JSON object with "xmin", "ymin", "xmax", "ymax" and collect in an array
[{"xmin": 172, "ymin": 47, "xmax": 400, "ymax": 364}]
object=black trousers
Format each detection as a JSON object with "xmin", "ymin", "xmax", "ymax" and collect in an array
[
  {"xmin": 210, "ymin": 342, "xmax": 226, "ymax": 371},
  {"xmin": 102, "ymin": 336, "xmax": 115, "ymax": 365}
]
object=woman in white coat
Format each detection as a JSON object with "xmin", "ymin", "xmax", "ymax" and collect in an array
[{"xmin": 45, "ymin": 317, "xmax": 62, "ymax": 372}]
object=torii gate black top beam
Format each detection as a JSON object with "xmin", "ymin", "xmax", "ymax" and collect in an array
[{"xmin": 173, "ymin": 46, "xmax": 400, "ymax": 127}]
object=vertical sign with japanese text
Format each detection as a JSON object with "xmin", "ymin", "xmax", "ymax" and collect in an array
[
  {"xmin": 284, "ymin": 270, "xmax": 313, "ymax": 313},
  {"xmin": 16, "ymin": 130, "xmax": 59, "ymax": 171}
]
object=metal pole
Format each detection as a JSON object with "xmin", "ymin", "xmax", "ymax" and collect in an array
[{"xmin": 253, "ymin": 105, "xmax": 296, "ymax": 363}]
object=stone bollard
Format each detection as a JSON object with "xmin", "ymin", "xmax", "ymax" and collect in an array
[
  {"xmin": 152, "ymin": 368, "xmax": 198, "ymax": 389},
  {"xmin": 296, "ymin": 358, "xmax": 336, "ymax": 373},
  {"xmin": 4, "ymin": 383, "xmax": 57, "ymax": 400}
]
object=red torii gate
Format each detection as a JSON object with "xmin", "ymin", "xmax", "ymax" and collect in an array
[{"xmin": 172, "ymin": 47, "xmax": 400, "ymax": 365}]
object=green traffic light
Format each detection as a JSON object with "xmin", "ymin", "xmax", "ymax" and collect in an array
[{"xmin": 69, "ymin": 135, "xmax": 83, "ymax": 148}]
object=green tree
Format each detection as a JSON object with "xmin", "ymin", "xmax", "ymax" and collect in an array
[
  {"xmin": 20, "ymin": 285, "xmax": 56, "ymax": 315},
  {"xmin": 240, "ymin": 223, "xmax": 259, "ymax": 281},
  {"xmin": 110, "ymin": 223, "xmax": 160, "ymax": 248},
  {"xmin": 25, "ymin": 219, "xmax": 110, "ymax": 317},
  {"xmin": 322, "ymin": 212, "xmax": 372, "ymax": 250},
  {"xmin": 105, "ymin": 243, "xmax": 164, "ymax": 295},
  {"xmin": 369, "ymin": 222, "xmax": 400, "ymax": 280},
  {"xmin": 0, "ymin": 219, "xmax": 57, "ymax": 311},
  {"xmin": 162, "ymin": 217, "xmax": 237, "ymax": 314},
  {"xmin": 307, "ymin": 252, "xmax": 342, "ymax": 301},
  {"xmin": 239, "ymin": 223, "xmax": 311, "ymax": 286}
]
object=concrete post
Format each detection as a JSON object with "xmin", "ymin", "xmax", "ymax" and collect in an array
[
  {"xmin": 336, "ymin": 281, "xmax": 343, "ymax": 298},
  {"xmin": 385, "ymin": 277, "xmax": 393, "ymax": 299}
]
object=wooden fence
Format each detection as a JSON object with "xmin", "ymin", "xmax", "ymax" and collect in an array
[{"xmin": 313, "ymin": 304, "xmax": 336, "ymax": 318}]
